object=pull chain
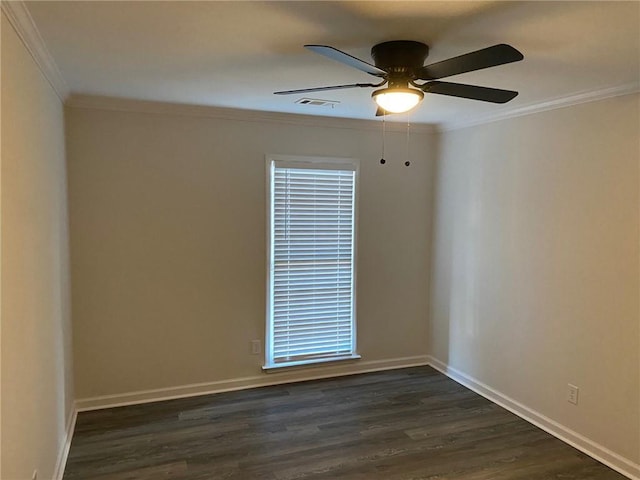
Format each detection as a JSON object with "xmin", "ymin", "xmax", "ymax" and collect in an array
[
  {"xmin": 405, "ymin": 112, "xmax": 411, "ymax": 167},
  {"xmin": 380, "ymin": 114, "xmax": 386, "ymax": 164}
]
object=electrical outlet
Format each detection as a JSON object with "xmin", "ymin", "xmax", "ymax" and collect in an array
[
  {"xmin": 32, "ymin": 470, "xmax": 38, "ymax": 480},
  {"xmin": 567, "ymin": 384, "xmax": 579, "ymax": 405},
  {"xmin": 251, "ymin": 340, "xmax": 261, "ymax": 355}
]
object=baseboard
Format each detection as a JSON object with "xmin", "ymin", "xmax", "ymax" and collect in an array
[
  {"xmin": 53, "ymin": 407, "xmax": 77, "ymax": 480},
  {"xmin": 427, "ymin": 356, "xmax": 640, "ymax": 480},
  {"xmin": 76, "ymin": 355, "xmax": 430, "ymax": 411}
]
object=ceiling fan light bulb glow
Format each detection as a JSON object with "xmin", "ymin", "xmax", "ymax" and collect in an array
[{"xmin": 372, "ymin": 88, "xmax": 424, "ymax": 113}]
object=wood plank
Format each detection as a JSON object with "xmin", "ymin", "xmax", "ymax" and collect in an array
[{"xmin": 63, "ymin": 366, "xmax": 626, "ymax": 479}]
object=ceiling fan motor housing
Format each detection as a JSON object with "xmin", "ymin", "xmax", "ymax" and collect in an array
[{"xmin": 371, "ymin": 40, "xmax": 429, "ymax": 79}]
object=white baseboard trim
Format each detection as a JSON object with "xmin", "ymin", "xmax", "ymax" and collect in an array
[
  {"xmin": 76, "ymin": 355, "xmax": 430, "ymax": 412},
  {"xmin": 53, "ymin": 407, "xmax": 77, "ymax": 480},
  {"xmin": 427, "ymin": 356, "xmax": 640, "ymax": 480}
]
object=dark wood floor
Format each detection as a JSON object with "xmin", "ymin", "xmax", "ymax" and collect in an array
[{"xmin": 64, "ymin": 366, "xmax": 626, "ymax": 479}]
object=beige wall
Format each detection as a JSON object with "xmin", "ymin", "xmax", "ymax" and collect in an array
[
  {"xmin": 66, "ymin": 104, "xmax": 436, "ymax": 399},
  {"xmin": 1, "ymin": 12, "xmax": 74, "ymax": 480},
  {"xmin": 430, "ymin": 94, "xmax": 640, "ymax": 463}
]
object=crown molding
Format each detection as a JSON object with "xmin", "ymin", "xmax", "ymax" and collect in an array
[
  {"xmin": 4, "ymin": 0, "xmax": 631, "ymax": 135},
  {"xmin": 1, "ymin": 0, "xmax": 69, "ymax": 101},
  {"xmin": 441, "ymin": 82, "xmax": 640, "ymax": 131},
  {"xmin": 66, "ymin": 82, "xmax": 639, "ymax": 135},
  {"xmin": 65, "ymin": 94, "xmax": 439, "ymax": 134}
]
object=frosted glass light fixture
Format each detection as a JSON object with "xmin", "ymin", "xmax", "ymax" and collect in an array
[{"xmin": 372, "ymin": 87, "xmax": 424, "ymax": 114}]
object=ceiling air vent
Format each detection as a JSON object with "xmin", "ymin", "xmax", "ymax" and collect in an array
[{"xmin": 295, "ymin": 98, "xmax": 340, "ymax": 108}]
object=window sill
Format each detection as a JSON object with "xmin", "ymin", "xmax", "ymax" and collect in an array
[{"xmin": 262, "ymin": 354, "xmax": 361, "ymax": 372}]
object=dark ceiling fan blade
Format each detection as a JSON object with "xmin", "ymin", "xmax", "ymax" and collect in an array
[
  {"xmin": 422, "ymin": 81, "xmax": 518, "ymax": 103},
  {"xmin": 274, "ymin": 83, "xmax": 380, "ymax": 95},
  {"xmin": 305, "ymin": 45, "xmax": 387, "ymax": 77},
  {"xmin": 375, "ymin": 107, "xmax": 389, "ymax": 116},
  {"xmin": 417, "ymin": 44, "xmax": 523, "ymax": 80}
]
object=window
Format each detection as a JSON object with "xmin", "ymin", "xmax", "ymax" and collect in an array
[{"xmin": 265, "ymin": 155, "xmax": 359, "ymax": 369}]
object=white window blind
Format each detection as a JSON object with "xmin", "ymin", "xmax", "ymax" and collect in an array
[{"xmin": 266, "ymin": 157, "xmax": 358, "ymax": 369}]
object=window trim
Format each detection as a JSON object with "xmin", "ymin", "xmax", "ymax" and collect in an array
[{"xmin": 264, "ymin": 154, "xmax": 360, "ymax": 370}]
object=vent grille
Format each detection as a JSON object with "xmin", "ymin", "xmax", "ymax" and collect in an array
[{"xmin": 295, "ymin": 98, "xmax": 340, "ymax": 107}]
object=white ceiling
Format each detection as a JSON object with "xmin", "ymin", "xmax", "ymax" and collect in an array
[{"xmin": 25, "ymin": 1, "xmax": 640, "ymax": 127}]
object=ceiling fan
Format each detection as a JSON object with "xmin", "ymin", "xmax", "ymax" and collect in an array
[{"xmin": 275, "ymin": 41, "xmax": 524, "ymax": 115}]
